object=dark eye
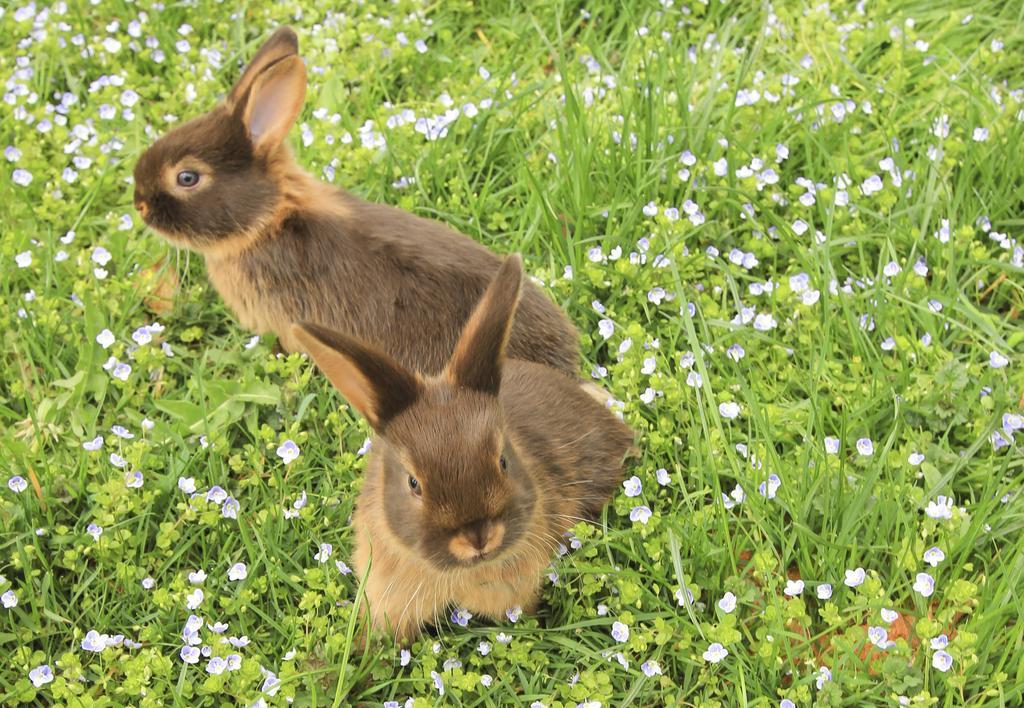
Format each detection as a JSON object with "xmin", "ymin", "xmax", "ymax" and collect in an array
[
  {"xmin": 408, "ymin": 475, "xmax": 421, "ymax": 496},
  {"xmin": 176, "ymin": 170, "xmax": 200, "ymax": 188},
  {"xmin": 499, "ymin": 455, "xmax": 508, "ymax": 472}
]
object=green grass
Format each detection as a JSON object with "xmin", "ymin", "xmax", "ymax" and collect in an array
[{"xmin": 2, "ymin": 0, "xmax": 1024, "ymax": 705}]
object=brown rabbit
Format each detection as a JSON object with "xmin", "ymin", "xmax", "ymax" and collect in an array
[
  {"xmin": 132, "ymin": 26, "xmax": 579, "ymax": 376},
  {"xmin": 291, "ymin": 255, "xmax": 634, "ymax": 641}
]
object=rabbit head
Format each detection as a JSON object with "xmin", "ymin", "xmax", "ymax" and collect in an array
[
  {"xmin": 133, "ymin": 26, "xmax": 307, "ymax": 251},
  {"xmin": 293, "ymin": 256, "xmax": 538, "ymax": 569}
]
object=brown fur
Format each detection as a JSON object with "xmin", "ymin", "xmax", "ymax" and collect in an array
[
  {"xmin": 133, "ymin": 26, "xmax": 579, "ymax": 377},
  {"xmin": 294, "ymin": 258, "xmax": 634, "ymax": 641}
]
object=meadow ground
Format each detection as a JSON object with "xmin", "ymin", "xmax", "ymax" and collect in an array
[{"xmin": 2, "ymin": 1, "xmax": 1024, "ymax": 705}]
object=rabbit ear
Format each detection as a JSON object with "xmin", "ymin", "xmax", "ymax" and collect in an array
[
  {"xmin": 447, "ymin": 254, "xmax": 524, "ymax": 396},
  {"xmin": 227, "ymin": 26, "xmax": 299, "ymax": 107},
  {"xmin": 240, "ymin": 54, "xmax": 306, "ymax": 153},
  {"xmin": 292, "ymin": 323, "xmax": 421, "ymax": 430}
]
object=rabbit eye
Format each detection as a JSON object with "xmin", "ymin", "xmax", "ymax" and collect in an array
[
  {"xmin": 176, "ymin": 170, "xmax": 200, "ymax": 188},
  {"xmin": 499, "ymin": 455, "xmax": 508, "ymax": 472},
  {"xmin": 408, "ymin": 475, "xmax": 422, "ymax": 496}
]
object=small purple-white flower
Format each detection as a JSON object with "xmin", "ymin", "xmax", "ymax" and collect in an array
[
  {"xmin": 622, "ymin": 476, "xmax": 642, "ymax": 497},
  {"xmin": 630, "ymin": 505, "xmax": 652, "ymax": 524},
  {"xmin": 221, "ymin": 496, "xmax": 239, "ymax": 519},
  {"xmin": 314, "ymin": 543, "xmax": 333, "ymax": 563},
  {"xmin": 82, "ymin": 630, "xmax": 107, "ymax": 652},
  {"xmin": 758, "ymin": 474, "xmax": 781, "ymax": 499},
  {"xmin": 923, "ymin": 547, "xmax": 945, "ymax": 567},
  {"xmin": 718, "ymin": 591, "xmax": 737, "ymax": 613},
  {"xmin": 880, "ymin": 608, "xmax": 898, "ymax": 623},
  {"xmin": 262, "ymin": 671, "xmax": 281, "ymax": 695},
  {"xmin": 2, "ymin": 590, "xmax": 17, "ymax": 608},
  {"xmin": 96, "ymin": 329, "xmax": 116, "ymax": 349},
  {"xmin": 142, "ymin": 577, "xmax": 155, "ymax": 589},
  {"xmin": 29, "ymin": 664, "xmax": 54, "ymax": 687},
  {"xmin": 206, "ymin": 486, "xmax": 228, "ymax": 505},
  {"xmin": 451, "ymin": 607, "xmax": 472, "ymax": 627},
  {"xmin": 908, "ymin": 451, "xmax": 925, "ymax": 466},
  {"xmin": 400, "ymin": 648, "xmax": 412, "ymax": 665},
  {"xmin": 856, "ymin": 438, "xmax": 874, "ymax": 456},
  {"xmin": 816, "ymin": 666, "xmax": 832, "ymax": 689},
  {"xmin": 824, "ymin": 437, "xmax": 840, "ymax": 455},
  {"xmin": 8, "ymin": 476, "xmax": 27, "ymax": 493},
  {"xmin": 702, "ymin": 642, "xmax": 728, "ymax": 664},
  {"xmin": 228, "ymin": 563, "xmax": 247, "ymax": 581},
  {"xmin": 719, "ymin": 401, "xmax": 740, "ymax": 419},
  {"xmin": 431, "ymin": 670, "xmax": 445, "ymax": 696},
  {"xmin": 611, "ymin": 621, "xmax": 630, "ymax": 643},
  {"xmin": 86, "ymin": 524, "xmax": 103, "ymax": 541},
  {"xmin": 925, "ymin": 496, "xmax": 954, "ymax": 520},
  {"xmin": 931, "ymin": 634, "xmax": 948, "ymax": 650},
  {"xmin": 180, "ymin": 645, "xmax": 200, "ymax": 664},
  {"xmin": 867, "ymin": 626, "xmax": 889, "ymax": 649},
  {"xmin": 83, "ymin": 435, "xmax": 104, "ymax": 451},
  {"xmin": 598, "ymin": 319, "xmax": 614, "ymax": 340},
  {"xmin": 276, "ymin": 439, "xmax": 300, "ymax": 464},
  {"xmin": 817, "ymin": 583, "xmax": 833, "ymax": 600},
  {"xmin": 844, "ymin": 568, "xmax": 866, "ymax": 587},
  {"xmin": 784, "ymin": 579, "xmax": 804, "ymax": 596},
  {"xmin": 913, "ymin": 572, "xmax": 935, "ymax": 598},
  {"xmin": 641, "ymin": 660, "xmax": 662, "ymax": 677},
  {"xmin": 989, "ymin": 351, "xmax": 1009, "ymax": 369},
  {"xmin": 125, "ymin": 471, "xmax": 143, "ymax": 488},
  {"xmin": 336, "ymin": 560, "xmax": 352, "ymax": 575},
  {"xmin": 186, "ymin": 588, "xmax": 204, "ymax": 609},
  {"xmin": 178, "ymin": 477, "xmax": 196, "ymax": 494},
  {"xmin": 506, "ymin": 606, "xmax": 522, "ymax": 623},
  {"xmin": 188, "ymin": 570, "xmax": 207, "ymax": 584},
  {"xmin": 206, "ymin": 656, "xmax": 228, "ymax": 675},
  {"xmin": 932, "ymin": 650, "xmax": 953, "ymax": 672}
]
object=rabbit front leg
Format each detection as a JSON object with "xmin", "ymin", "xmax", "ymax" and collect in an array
[{"xmin": 353, "ymin": 522, "xmax": 447, "ymax": 642}]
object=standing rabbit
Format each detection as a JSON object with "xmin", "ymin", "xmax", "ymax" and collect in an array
[
  {"xmin": 133, "ymin": 27, "xmax": 579, "ymax": 376},
  {"xmin": 293, "ymin": 255, "xmax": 634, "ymax": 641}
]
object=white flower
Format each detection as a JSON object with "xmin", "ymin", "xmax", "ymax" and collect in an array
[
  {"xmin": 180, "ymin": 646, "xmax": 200, "ymax": 664},
  {"xmin": 276, "ymin": 439, "xmax": 300, "ymax": 464},
  {"xmin": 702, "ymin": 642, "xmax": 728, "ymax": 663},
  {"xmin": 844, "ymin": 567, "xmax": 866, "ymax": 587},
  {"xmin": 81, "ymin": 630, "xmax": 108, "ymax": 652},
  {"xmin": 784, "ymin": 579, "xmax": 804, "ymax": 596},
  {"xmin": 718, "ymin": 401, "xmax": 741, "ymax": 419},
  {"xmin": 856, "ymin": 438, "xmax": 874, "ymax": 456},
  {"xmin": 824, "ymin": 437, "xmax": 840, "ymax": 455},
  {"xmin": 314, "ymin": 543, "xmax": 333, "ymax": 563},
  {"xmin": 622, "ymin": 476, "xmax": 642, "ymax": 497},
  {"xmin": 913, "ymin": 572, "xmax": 935, "ymax": 598},
  {"xmin": 817, "ymin": 583, "xmax": 833, "ymax": 600},
  {"xmin": 2, "ymin": 590, "xmax": 17, "ymax": 608},
  {"xmin": 881, "ymin": 608, "xmax": 899, "ymax": 623},
  {"xmin": 925, "ymin": 495, "xmax": 954, "ymax": 520},
  {"xmin": 186, "ymin": 588, "xmax": 204, "ymax": 609},
  {"xmin": 29, "ymin": 664, "xmax": 54, "ymax": 687},
  {"xmin": 598, "ymin": 319, "xmax": 614, "ymax": 340},
  {"xmin": 206, "ymin": 656, "xmax": 228, "ymax": 675},
  {"xmin": 611, "ymin": 621, "xmax": 630, "ymax": 643},
  {"xmin": 908, "ymin": 451, "xmax": 925, "ymax": 466},
  {"xmin": 718, "ymin": 591, "xmax": 737, "ymax": 613},
  {"xmin": 868, "ymin": 626, "xmax": 890, "ymax": 649},
  {"xmin": 989, "ymin": 351, "xmax": 1009, "ymax": 368},
  {"xmin": 15, "ymin": 251, "xmax": 33, "ymax": 268},
  {"xmin": 228, "ymin": 563, "xmax": 248, "ymax": 581},
  {"xmin": 932, "ymin": 650, "xmax": 953, "ymax": 672},
  {"xmin": 923, "ymin": 547, "xmax": 945, "ymax": 567},
  {"xmin": 178, "ymin": 477, "xmax": 196, "ymax": 494},
  {"xmin": 8, "ymin": 476, "xmax": 28, "ymax": 493}
]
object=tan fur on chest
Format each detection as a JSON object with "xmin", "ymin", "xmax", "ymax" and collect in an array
[
  {"xmin": 204, "ymin": 255, "xmax": 298, "ymax": 349},
  {"xmin": 352, "ymin": 472, "xmax": 563, "ymax": 641}
]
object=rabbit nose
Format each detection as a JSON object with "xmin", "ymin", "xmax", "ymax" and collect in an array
[{"xmin": 467, "ymin": 520, "xmax": 492, "ymax": 551}]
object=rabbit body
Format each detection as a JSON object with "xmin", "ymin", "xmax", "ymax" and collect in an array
[
  {"xmin": 294, "ymin": 256, "xmax": 633, "ymax": 641},
  {"xmin": 133, "ymin": 27, "xmax": 579, "ymax": 376},
  {"xmin": 352, "ymin": 360, "xmax": 633, "ymax": 639}
]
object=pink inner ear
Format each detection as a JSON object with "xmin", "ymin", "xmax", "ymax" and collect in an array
[{"xmin": 246, "ymin": 62, "xmax": 303, "ymax": 143}]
